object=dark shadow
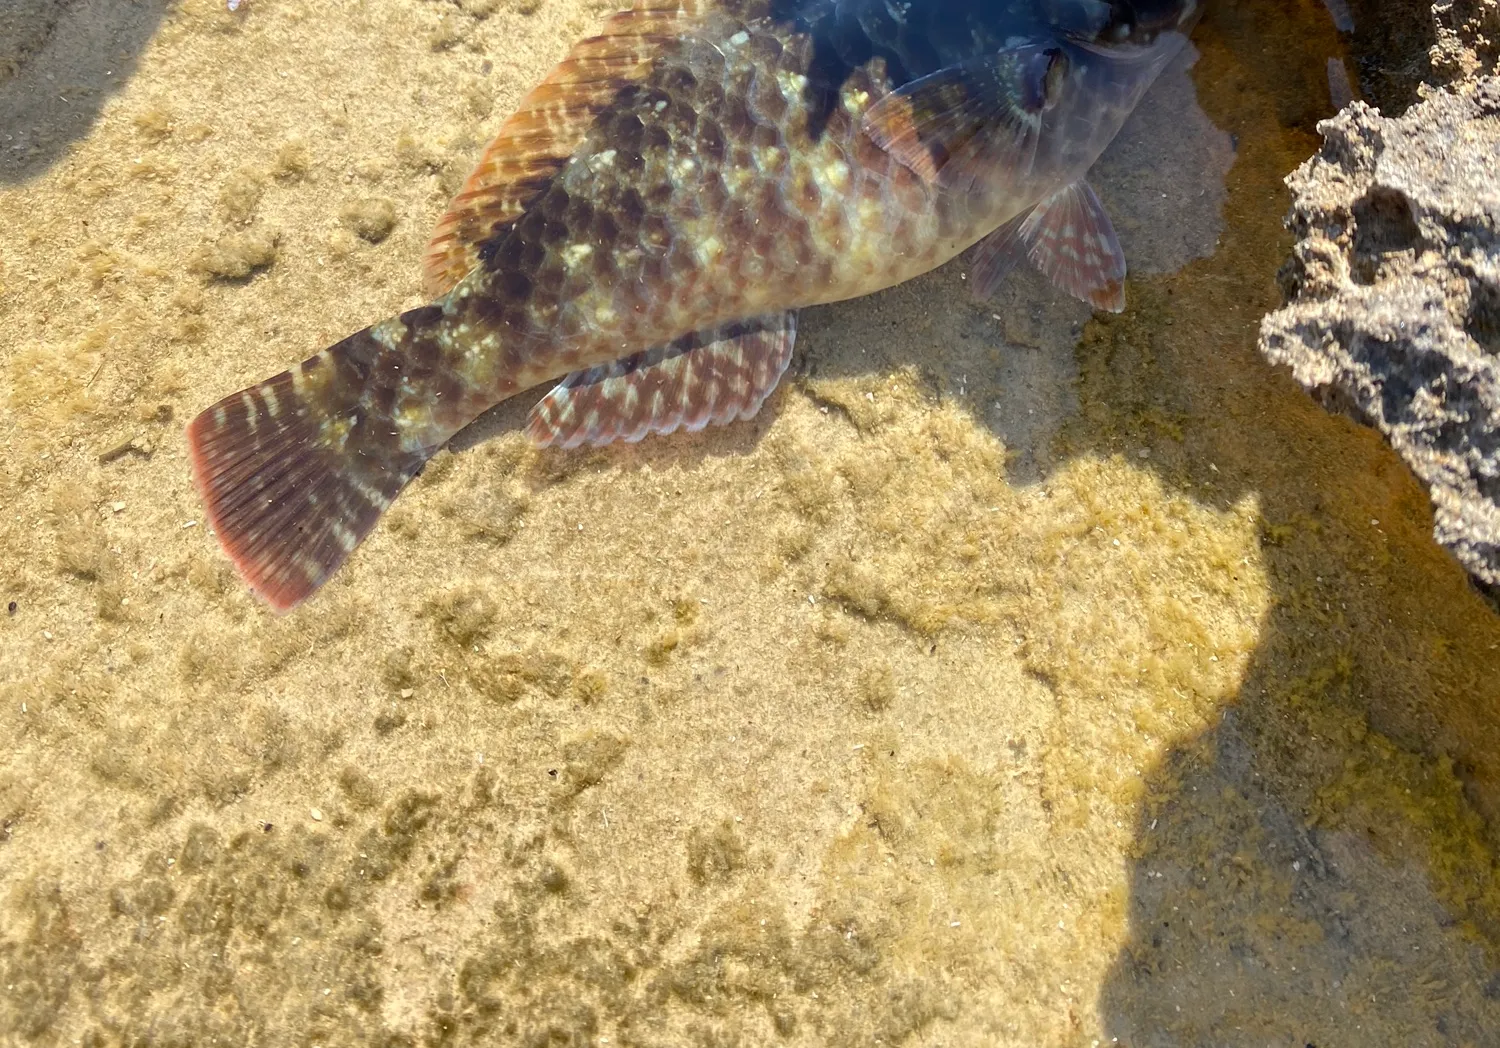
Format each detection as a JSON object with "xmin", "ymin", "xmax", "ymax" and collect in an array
[
  {"xmin": 0, "ymin": 0, "xmax": 171, "ymax": 183},
  {"xmin": 1070, "ymin": 0, "xmax": 1500, "ymax": 1040},
  {"xmin": 1347, "ymin": 0, "xmax": 1438, "ymax": 112}
]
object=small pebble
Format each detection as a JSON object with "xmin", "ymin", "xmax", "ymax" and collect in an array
[
  {"xmin": 310, "ymin": 807, "xmax": 323, "ymax": 821},
  {"xmin": 400, "ymin": 688, "xmax": 414, "ymax": 699},
  {"xmin": 110, "ymin": 501, "xmax": 126, "ymax": 513}
]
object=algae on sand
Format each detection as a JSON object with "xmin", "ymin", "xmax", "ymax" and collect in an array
[{"xmin": 3, "ymin": 0, "xmax": 1500, "ymax": 1044}]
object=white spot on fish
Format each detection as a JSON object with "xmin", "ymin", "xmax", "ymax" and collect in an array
[
  {"xmin": 331, "ymin": 520, "xmax": 358, "ymax": 552},
  {"xmin": 696, "ymin": 235, "xmax": 724, "ymax": 265},
  {"xmin": 757, "ymin": 146, "xmax": 784, "ymax": 172},
  {"xmin": 777, "ymin": 71, "xmax": 808, "ymax": 97}
]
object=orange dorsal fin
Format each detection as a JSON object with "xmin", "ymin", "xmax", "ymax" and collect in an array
[{"xmin": 421, "ymin": 0, "xmax": 712, "ymax": 298}]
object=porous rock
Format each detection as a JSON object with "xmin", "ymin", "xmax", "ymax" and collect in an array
[{"xmin": 1260, "ymin": 78, "xmax": 1500, "ymax": 602}]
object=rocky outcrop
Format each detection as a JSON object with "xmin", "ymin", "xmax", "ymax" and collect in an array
[
  {"xmin": 1261, "ymin": 0, "xmax": 1500, "ymax": 604},
  {"xmin": 1432, "ymin": 0, "xmax": 1500, "ymax": 78},
  {"xmin": 1260, "ymin": 75, "xmax": 1500, "ymax": 603}
]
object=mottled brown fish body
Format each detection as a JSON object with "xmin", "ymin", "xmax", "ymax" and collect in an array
[
  {"xmin": 373, "ymin": 13, "xmax": 1000, "ymax": 452},
  {"xmin": 188, "ymin": 0, "xmax": 1197, "ymax": 609}
]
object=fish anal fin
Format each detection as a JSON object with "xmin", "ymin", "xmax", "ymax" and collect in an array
[
  {"xmin": 971, "ymin": 181, "xmax": 1127, "ymax": 313},
  {"xmin": 421, "ymin": 0, "xmax": 711, "ymax": 298},
  {"xmin": 526, "ymin": 312, "xmax": 797, "ymax": 449}
]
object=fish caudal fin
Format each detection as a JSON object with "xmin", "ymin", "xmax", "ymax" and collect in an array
[{"xmin": 187, "ymin": 334, "xmax": 432, "ymax": 612}]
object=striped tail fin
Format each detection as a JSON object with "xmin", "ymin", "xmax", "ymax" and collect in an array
[{"xmin": 186, "ymin": 329, "xmax": 434, "ymax": 612}]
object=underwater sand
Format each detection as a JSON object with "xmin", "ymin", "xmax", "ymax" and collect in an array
[{"xmin": 2, "ymin": 0, "xmax": 1499, "ymax": 1044}]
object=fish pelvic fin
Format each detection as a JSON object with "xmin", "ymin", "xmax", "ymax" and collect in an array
[
  {"xmin": 187, "ymin": 328, "xmax": 436, "ymax": 612},
  {"xmin": 970, "ymin": 180, "xmax": 1127, "ymax": 313},
  {"xmin": 526, "ymin": 312, "xmax": 797, "ymax": 449}
]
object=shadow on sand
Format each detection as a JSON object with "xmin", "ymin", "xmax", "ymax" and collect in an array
[{"xmin": 0, "ymin": 0, "xmax": 170, "ymax": 183}]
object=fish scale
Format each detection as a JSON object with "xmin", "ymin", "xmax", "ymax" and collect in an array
[{"xmin": 187, "ymin": 0, "xmax": 1200, "ymax": 611}]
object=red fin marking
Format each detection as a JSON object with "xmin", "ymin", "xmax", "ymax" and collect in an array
[
  {"xmin": 1022, "ymin": 180, "xmax": 1127, "ymax": 312},
  {"xmin": 969, "ymin": 181, "xmax": 1127, "ymax": 312},
  {"xmin": 187, "ymin": 352, "xmax": 430, "ymax": 612},
  {"xmin": 526, "ymin": 312, "xmax": 796, "ymax": 449}
]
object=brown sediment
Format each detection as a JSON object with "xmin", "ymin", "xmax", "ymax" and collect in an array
[{"xmin": 1, "ymin": 0, "xmax": 1499, "ymax": 1045}]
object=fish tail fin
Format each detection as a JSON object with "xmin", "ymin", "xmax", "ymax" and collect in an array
[{"xmin": 187, "ymin": 328, "xmax": 434, "ymax": 612}]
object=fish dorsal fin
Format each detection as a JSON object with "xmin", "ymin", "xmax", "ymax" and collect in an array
[
  {"xmin": 422, "ymin": 0, "xmax": 712, "ymax": 298},
  {"xmin": 526, "ymin": 312, "xmax": 797, "ymax": 449},
  {"xmin": 970, "ymin": 180, "xmax": 1127, "ymax": 313}
]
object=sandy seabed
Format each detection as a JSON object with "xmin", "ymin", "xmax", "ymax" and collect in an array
[{"xmin": 2, "ymin": 0, "xmax": 1500, "ymax": 1044}]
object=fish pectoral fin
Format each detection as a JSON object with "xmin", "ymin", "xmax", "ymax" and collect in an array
[
  {"xmin": 970, "ymin": 180, "xmax": 1128, "ymax": 313},
  {"xmin": 526, "ymin": 312, "xmax": 797, "ymax": 450},
  {"xmin": 861, "ymin": 49, "xmax": 1058, "ymax": 193}
]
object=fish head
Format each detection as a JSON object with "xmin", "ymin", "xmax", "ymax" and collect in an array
[
  {"xmin": 859, "ymin": 0, "xmax": 1203, "ymax": 205},
  {"xmin": 1025, "ymin": 0, "xmax": 1204, "ymax": 185}
]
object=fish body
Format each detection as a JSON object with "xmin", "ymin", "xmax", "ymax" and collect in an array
[{"xmin": 188, "ymin": 0, "xmax": 1200, "ymax": 610}]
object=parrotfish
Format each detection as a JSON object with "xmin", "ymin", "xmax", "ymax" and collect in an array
[{"xmin": 188, "ymin": 0, "xmax": 1201, "ymax": 610}]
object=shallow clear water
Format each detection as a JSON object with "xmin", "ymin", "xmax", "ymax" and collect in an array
[{"xmin": 1, "ymin": 0, "xmax": 1497, "ymax": 1044}]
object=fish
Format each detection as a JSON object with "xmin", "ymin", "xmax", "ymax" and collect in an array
[{"xmin": 187, "ymin": 0, "xmax": 1202, "ymax": 611}]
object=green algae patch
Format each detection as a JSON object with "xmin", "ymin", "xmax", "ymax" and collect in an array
[{"xmin": 1312, "ymin": 715, "xmax": 1500, "ymax": 953}]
